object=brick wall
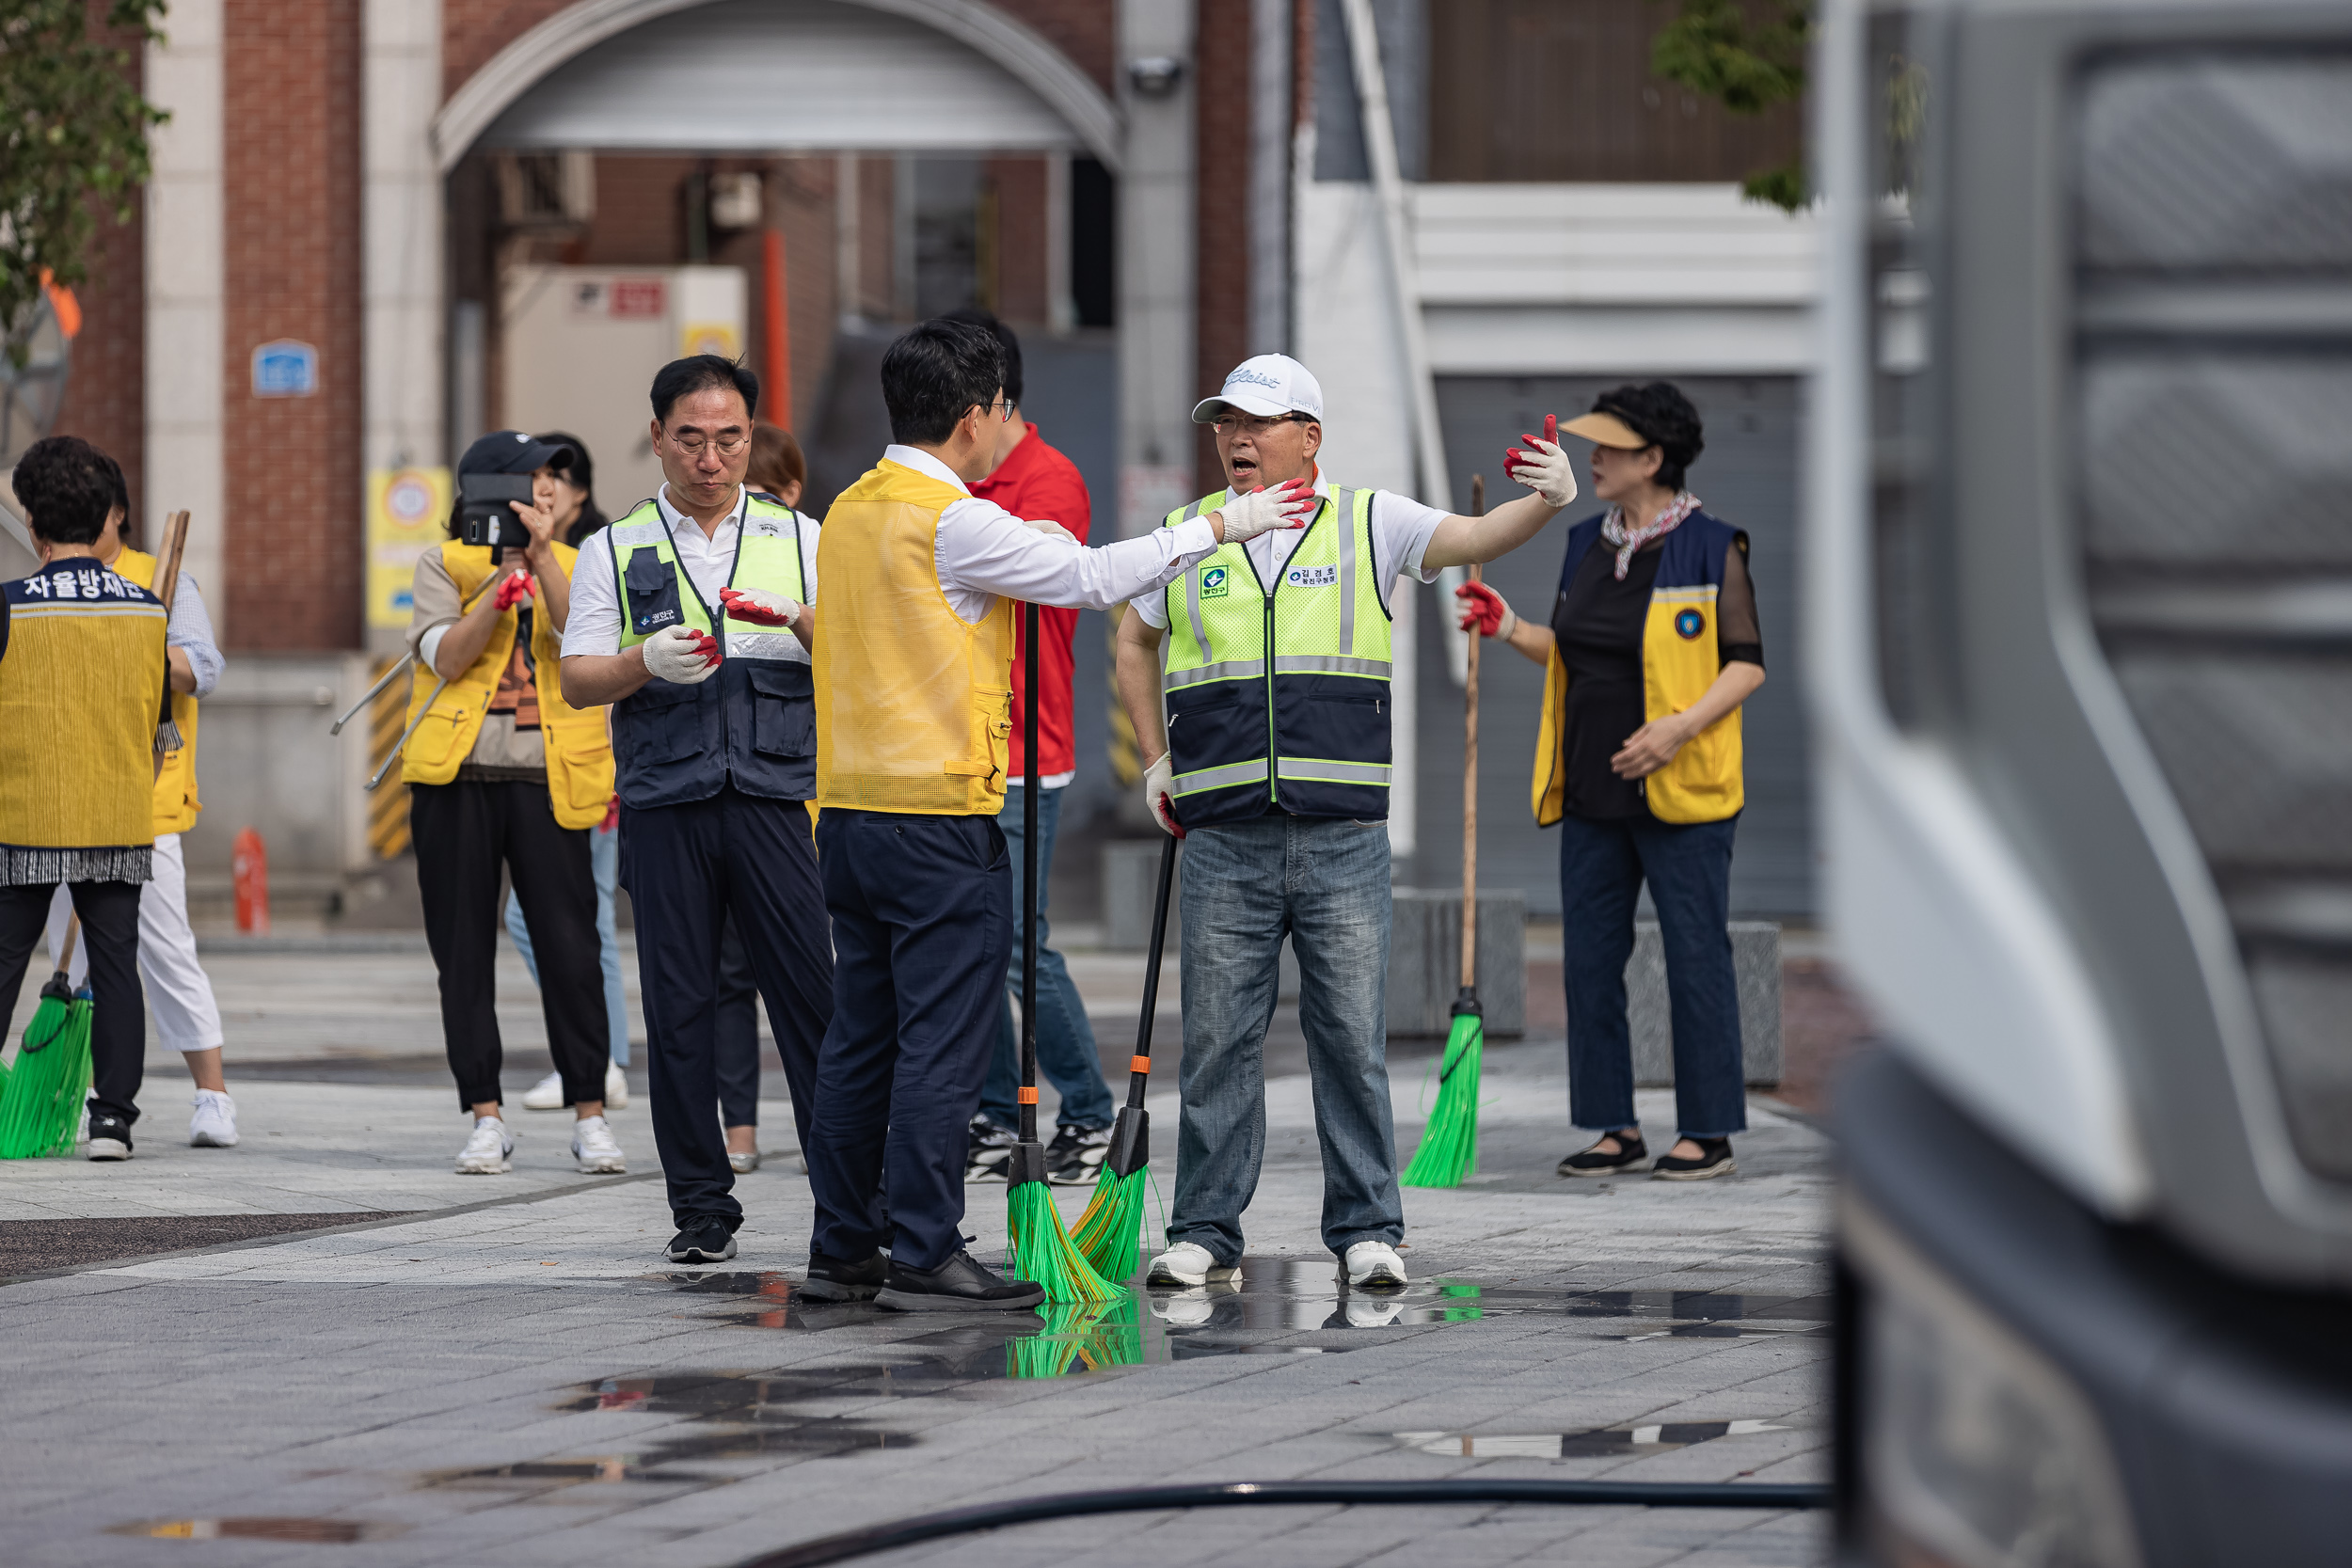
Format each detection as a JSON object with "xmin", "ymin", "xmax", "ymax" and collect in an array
[
  {"xmin": 220, "ymin": 0, "xmax": 364, "ymax": 651},
  {"xmin": 1195, "ymin": 0, "xmax": 1252, "ymax": 492}
]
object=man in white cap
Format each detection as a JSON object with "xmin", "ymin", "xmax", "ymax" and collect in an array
[{"xmin": 1113, "ymin": 354, "xmax": 1580, "ymax": 1292}]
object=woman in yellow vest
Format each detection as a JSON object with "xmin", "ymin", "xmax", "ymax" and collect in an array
[
  {"xmin": 403, "ymin": 432, "xmax": 619, "ymax": 1179},
  {"xmin": 37, "ymin": 451, "xmax": 240, "ymax": 1149},
  {"xmin": 1459, "ymin": 384, "xmax": 1765, "ymax": 1182},
  {"xmin": 0, "ymin": 436, "xmax": 168, "ymax": 1160}
]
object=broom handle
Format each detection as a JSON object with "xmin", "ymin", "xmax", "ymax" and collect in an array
[
  {"xmin": 1125, "ymin": 833, "xmax": 1177, "ymax": 1111},
  {"xmin": 151, "ymin": 510, "xmax": 191, "ymax": 771},
  {"xmin": 57, "ymin": 913, "xmax": 80, "ymax": 974},
  {"xmin": 1461, "ymin": 476, "xmax": 1484, "ymax": 993},
  {"xmin": 1019, "ymin": 601, "xmax": 1041, "ymax": 1146}
]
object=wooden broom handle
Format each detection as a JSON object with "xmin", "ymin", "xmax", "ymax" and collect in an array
[
  {"xmin": 58, "ymin": 913, "xmax": 80, "ymax": 974},
  {"xmin": 154, "ymin": 511, "xmax": 190, "ymax": 612},
  {"xmin": 1461, "ymin": 476, "xmax": 1484, "ymax": 992}
]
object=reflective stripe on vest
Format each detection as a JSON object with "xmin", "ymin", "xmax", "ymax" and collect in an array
[{"xmin": 1158, "ymin": 484, "xmax": 1393, "ymax": 826}]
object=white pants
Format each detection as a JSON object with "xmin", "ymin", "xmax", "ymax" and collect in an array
[{"xmin": 45, "ymin": 832, "xmax": 226, "ymax": 1053}]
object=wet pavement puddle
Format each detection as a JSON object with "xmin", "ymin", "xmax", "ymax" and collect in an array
[
  {"xmin": 110, "ymin": 1517, "xmax": 406, "ymax": 1543},
  {"xmin": 1394, "ymin": 1418, "xmax": 1792, "ymax": 1458}
]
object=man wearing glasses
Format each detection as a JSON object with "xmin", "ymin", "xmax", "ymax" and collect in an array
[{"xmin": 561, "ymin": 355, "xmax": 834, "ymax": 1263}]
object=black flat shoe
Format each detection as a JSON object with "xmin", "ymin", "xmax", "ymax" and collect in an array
[
  {"xmin": 1557, "ymin": 1132, "xmax": 1646, "ymax": 1178},
  {"xmin": 800, "ymin": 1249, "xmax": 890, "ymax": 1302},
  {"xmin": 1652, "ymin": 1137, "xmax": 1736, "ymax": 1181},
  {"xmin": 875, "ymin": 1250, "xmax": 1045, "ymax": 1312},
  {"xmin": 665, "ymin": 1217, "xmax": 739, "ymax": 1262}
]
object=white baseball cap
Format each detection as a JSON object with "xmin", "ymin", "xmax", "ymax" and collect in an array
[{"xmin": 1192, "ymin": 355, "xmax": 1324, "ymax": 423}]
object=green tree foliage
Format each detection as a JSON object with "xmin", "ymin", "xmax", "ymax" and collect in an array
[
  {"xmin": 1651, "ymin": 0, "xmax": 1814, "ymax": 211},
  {"xmin": 0, "ymin": 1, "xmax": 169, "ymax": 366}
]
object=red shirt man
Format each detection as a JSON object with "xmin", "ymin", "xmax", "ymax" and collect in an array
[{"xmin": 970, "ymin": 421, "xmax": 1089, "ymax": 784}]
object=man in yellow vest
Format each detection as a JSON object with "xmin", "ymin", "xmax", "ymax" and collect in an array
[
  {"xmin": 0, "ymin": 436, "xmax": 169, "ymax": 1159},
  {"xmin": 1113, "ymin": 355, "xmax": 1581, "ymax": 1292},
  {"xmin": 561, "ymin": 357, "xmax": 835, "ymax": 1266},
  {"xmin": 806, "ymin": 319, "xmax": 1317, "ymax": 1309},
  {"xmin": 405, "ymin": 431, "xmax": 620, "ymax": 1179}
]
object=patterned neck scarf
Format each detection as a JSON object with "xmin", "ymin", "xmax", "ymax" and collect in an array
[{"xmin": 1599, "ymin": 491, "xmax": 1702, "ymax": 579}]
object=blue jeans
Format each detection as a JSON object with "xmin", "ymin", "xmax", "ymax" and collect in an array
[
  {"xmin": 979, "ymin": 784, "xmax": 1114, "ymax": 1131},
  {"xmin": 1170, "ymin": 816, "xmax": 1403, "ymax": 1264},
  {"xmin": 1558, "ymin": 811, "xmax": 1747, "ymax": 1138},
  {"xmin": 509, "ymin": 819, "xmax": 629, "ymax": 1067}
]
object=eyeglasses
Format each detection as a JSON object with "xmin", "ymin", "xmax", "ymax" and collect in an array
[
  {"xmin": 1211, "ymin": 413, "xmax": 1313, "ymax": 438},
  {"xmin": 669, "ymin": 431, "xmax": 751, "ymax": 458},
  {"xmin": 991, "ymin": 397, "xmax": 1017, "ymax": 423}
]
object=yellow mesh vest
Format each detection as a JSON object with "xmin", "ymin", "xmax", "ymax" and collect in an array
[
  {"xmin": 113, "ymin": 548, "xmax": 202, "ymax": 835},
  {"xmin": 0, "ymin": 562, "xmax": 167, "ymax": 857},
  {"xmin": 814, "ymin": 460, "xmax": 1015, "ymax": 815},
  {"xmin": 400, "ymin": 541, "xmax": 616, "ymax": 829}
]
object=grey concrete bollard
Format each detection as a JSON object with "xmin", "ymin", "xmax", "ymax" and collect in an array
[
  {"xmin": 1580, "ymin": 921, "xmax": 1783, "ymax": 1087},
  {"xmin": 1386, "ymin": 889, "xmax": 1526, "ymax": 1037}
]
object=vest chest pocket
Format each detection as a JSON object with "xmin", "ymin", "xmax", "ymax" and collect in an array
[
  {"xmin": 747, "ymin": 661, "xmax": 815, "ymax": 759},
  {"xmin": 625, "ymin": 550, "xmax": 683, "ymax": 637}
]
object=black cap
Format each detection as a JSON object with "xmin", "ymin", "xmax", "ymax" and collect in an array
[{"xmin": 459, "ymin": 430, "xmax": 575, "ymax": 477}]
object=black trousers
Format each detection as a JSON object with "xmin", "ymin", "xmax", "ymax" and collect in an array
[
  {"xmin": 807, "ymin": 810, "xmax": 1010, "ymax": 1273},
  {"xmin": 622, "ymin": 785, "xmax": 834, "ymax": 1228},
  {"xmin": 711, "ymin": 915, "xmax": 762, "ymax": 1128},
  {"xmin": 0, "ymin": 879, "xmax": 145, "ymax": 1124},
  {"xmin": 410, "ymin": 780, "xmax": 610, "ymax": 1111}
]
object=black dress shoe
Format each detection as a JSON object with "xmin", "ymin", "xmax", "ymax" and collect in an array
[
  {"xmin": 875, "ymin": 1250, "xmax": 1045, "ymax": 1312},
  {"xmin": 800, "ymin": 1249, "xmax": 890, "ymax": 1302},
  {"xmin": 1557, "ymin": 1131, "xmax": 1645, "ymax": 1178},
  {"xmin": 665, "ymin": 1217, "xmax": 739, "ymax": 1263},
  {"xmin": 1652, "ymin": 1137, "xmax": 1736, "ymax": 1181}
]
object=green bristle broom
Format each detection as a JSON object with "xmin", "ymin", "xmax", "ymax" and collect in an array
[
  {"xmin": 1006, "ymin": 602, "xmax": 1118, "ymax": 1305},
  {"xmin": 1073, "ymin": 833, "xmax": 1175, "ymax": 1281},
  {"xmin": 1404, "ymin": 492, "xmax": 1491, "ymax": 1189},
  {"xmin": 1, "ymin": 915, "xmax": 96, "ymax": 1160}
]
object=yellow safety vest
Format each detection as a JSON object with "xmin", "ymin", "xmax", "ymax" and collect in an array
[
  {"xmin": 0, "ymin": 560, "xmax": 166, "ymax": 865},
  {"xmin": 112, "ymin": 547, "xmax": 202, "ymax": 835}
]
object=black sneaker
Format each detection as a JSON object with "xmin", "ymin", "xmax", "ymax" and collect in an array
[
  {"xmin": 963, "ymin": 1116, "xmax": 1018, "ymax": 1184},
  {"xmin": 87, "ymin": 1112, "xmax": 134, "ymax": 1162},
  {"xmin": 800, "ymin": 1249, "xmax": 889, "ymax": 1302},
  {"xmin": 1557, "ymin": 1131, "xmax": 1645, "ymax": 1179},
  {"xmin": 875, "ymin": 1250, "xmax": 1045, "ymax": 1312},
  {"xmin": 665, "ymin": 1217, "xmax": 739, "ymax": 1262},
  {"xmin": 1652, "ymin": 1137, "xmax": 1736, "ymax": 1181},
  {"xmin": 1044, "ymin": 1123, "xmax": 1112, "ymax": 1186}
]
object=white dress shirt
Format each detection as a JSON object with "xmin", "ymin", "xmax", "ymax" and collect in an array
[
  {"xmin": 560, "ymin": 484, "xmax": 821, "ymax": 664},
  {"xmin": 882, "ymin": 445, "xmax": 1222, "ymax": 622},
  {"xmin": 1128, "ymin": 471, "xmax": 1448, "ymax": 629}
]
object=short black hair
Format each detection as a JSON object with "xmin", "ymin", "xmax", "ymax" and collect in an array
[
  {"xmin": 11, "ymin": 436, "xmax": 116, "ymax": 546},
  {"xmin": 1592, "ymin": 382, "xmax": 1705, "ymax": 491},
  {"xmin": 941, "ymin": 307, "xmax": 1022, "ymax": 405},
  {"xmin": 536, "ymin": 431, "xmax": 609, "ymax": 546},
  {"xmin": 96, "ymin": 450, "xmax": 130, "ymax": 526},
  {"xmin": 651, "ymin": 355, "xmax": 760, "ymax": 425},
  {"xmin": 881, "ymin": 318, "xmax": 1006, "ymax": 446}
]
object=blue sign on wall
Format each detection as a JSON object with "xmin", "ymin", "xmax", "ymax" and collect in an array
[{"xmin": 251, "ymin": 340, "xmax": 319, "ymax": 398}]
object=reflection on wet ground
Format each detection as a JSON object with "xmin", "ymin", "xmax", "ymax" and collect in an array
[
  {"xmin": 1397, "ymin": 1419, "xmax": 1792, "ymax": 1458},
  {"xmin": 109, "ymin": 1517, "xmax": 405, "ymax": 1543}
]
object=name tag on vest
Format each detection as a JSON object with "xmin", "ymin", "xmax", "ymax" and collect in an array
[{"xmin": 1284, "ymin": 563, "xmax": 1338, "ymax": 588}]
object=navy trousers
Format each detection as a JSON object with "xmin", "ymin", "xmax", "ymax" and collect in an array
[
  {"xmin": 806, "ymin": 809, "xmax": 1010, "ymax": 1272},
  {"xmin": 622, "ymin": 786, "xmax": 834, "ymax": 1229}
]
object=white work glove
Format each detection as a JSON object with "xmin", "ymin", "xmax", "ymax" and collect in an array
[
  {"xmin": 1212, "ymin": 478, "xmax": 1318, "ymax": 545},
  {"xmin": 1504, "ymin": 414, "xmax": 1579, "ymax": 510},
  {"xmin": 717, "ymin": 586, "xmax": 802, "ymax": 628},
  {"xmin": 641, "ymin": 624, "xmax": 722, "ymax": 685},
  {"xmin": 1143, "ymin": 752, "xmax": 1184, "ymax": 837}
]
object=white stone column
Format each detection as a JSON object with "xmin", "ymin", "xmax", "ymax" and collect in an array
[
  {"xmin": 1115, "ymin": 0, "xmax": 1196, "ymax": 537},
  {"xmin": 144, "ymin": 0, "xmax": 224, "ymax": 634}
]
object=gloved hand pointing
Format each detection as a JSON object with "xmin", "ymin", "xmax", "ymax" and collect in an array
[
  {"xmin": 1143, "ymin": 752, "xmax": 1184, "ymax": 838},
  {"xmin": 1212, "ymin": 477, "xmax": 1318, "ymax": 545},
  {"xmin": 1455, "ymin": 579, "xmax": 1517, "ymax": 641},
  {"xmin": 718, "ymin": 586, "xmax": 803, "ymax": 628},
  {"xmin": 642, "ymin": 625, "xmax": 722, "ymax": 685},
  {"xmin": 1505, "ymin": 414, "xmax": 1579, "ymax": 509},
  {"xmin": 492, "ymin": 569, "xmax": 536, "ymax": 612}
]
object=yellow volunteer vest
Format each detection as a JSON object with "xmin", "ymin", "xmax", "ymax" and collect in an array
[
  {"xmin": 0, "ymin": 561, "xmax": 167, "ymax": 863},
  {"xmin": 400, "ymin": 542, "xmax": 616, "ymax": 829},
  {"xmin": 113, "ymin": 547, "xmax": 202, "ymax": 835},
  {"xmin": 814, "ymin": 459, "xmax": 1015, "ymax": 815}
]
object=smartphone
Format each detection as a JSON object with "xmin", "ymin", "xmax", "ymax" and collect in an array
[{"xmin": 457, "ymin": 472, "xmax": 535, "ymax": 561}]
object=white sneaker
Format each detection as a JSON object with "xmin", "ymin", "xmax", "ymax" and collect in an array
[
  {"xmin": 1147, "ymin": 1242, "xmax": 1242, "ymax": 1289},
  {"xmin": 520, "ymin": 1071, "xmax": 564, "ymax": 1111},
  {"xmin": 189, "ymin": 1090, "xmax": 238, "ymax": 1148},
  {"xmin": 1343, "ymin": 1241, "xmax": 1408, "ymax": 1291},
  {"xmin": 604, "ymin": 1060, "xmax": 628, "ymax": 1109},
  {"xmin": 571, "ymin": 1115, "xmax": 626, "ymax": 1174},
  {"xmin": 455, "ymin": 1117, "xmax": 514, "ymax": 1174}
]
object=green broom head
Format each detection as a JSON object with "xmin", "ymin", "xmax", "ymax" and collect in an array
[
  {"xmin": 1401, "ymin": 990, "xmax": 1485, "ymax": 1189},
  {"xmin": 1076, "ymin": 1287, "xmax": 1145, "ymax": 1370},
  {"xmin": 1071, "ymin": 1105, "xmax": 1149, "ymax": 1282},
  {"xmin": 2, "ymin": 982, "xmax": 94, "ymax": 1160},
  {"xmin": 1007, "ymin": 1299, "xmax": 1110, "ymax": 1379},
  {"xmin": 1006, "ymin": 1144, "xmax": 1120, "ymax": 1304}
]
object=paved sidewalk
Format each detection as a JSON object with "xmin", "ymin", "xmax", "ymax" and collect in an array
[{"xmin": 0, "ymin": 1036, "xmax": 1832, "ymax": 1568}]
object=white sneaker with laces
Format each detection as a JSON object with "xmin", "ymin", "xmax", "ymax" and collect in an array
[
  {"xmin": 188, "ymin": 1089, "xmax": 238, "ymax": 1148},
  {"xmin": 1147, "ymin": 1242, "xmax": 1242, "ymax": 1289},
  {"xmin": 1343, "ymin": 1240, "xmax": 1408, "ymax": 1291},
  {"xmin": 520, "ymin": 1071, "xmax": 564, "ymax": 1111},
  {"xmin": 571, "ymin": 1115, "xmax": 626, "ymax": 1174},
  {"xmin": 604, "ymin": 1061, "xmax": 628, "ymax": 1109},
  {"xmin": 455, "ymin": 1117, "xmax": 514, "ymax": 1174}
]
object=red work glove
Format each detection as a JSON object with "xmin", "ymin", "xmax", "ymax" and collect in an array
[
  {"xmin": 687, "ymin": 628, "xmax": 721, "ymax": 667},
  {"xmin": 600, "ymin": 794, "xmax": 620, "ymax": 832},
  {"xmin": 1455, "ymin": 579, "xmax": 1514, "ymax": 639},
  {"xmin": 1505, "ymin": 414, "xmax": 1579, "ymax": 509},
  {"xmin": 492, "ymin": 569, "xmax": 536, "ymax": 611},
  {"xmin": 717, "ymin": 586, "xmax": 803, "ymax": 628}
]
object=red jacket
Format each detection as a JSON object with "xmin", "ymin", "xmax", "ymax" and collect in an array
[{"xmin": 970, "ymin": 424, "xmax": 1089, "ymax": 782}]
